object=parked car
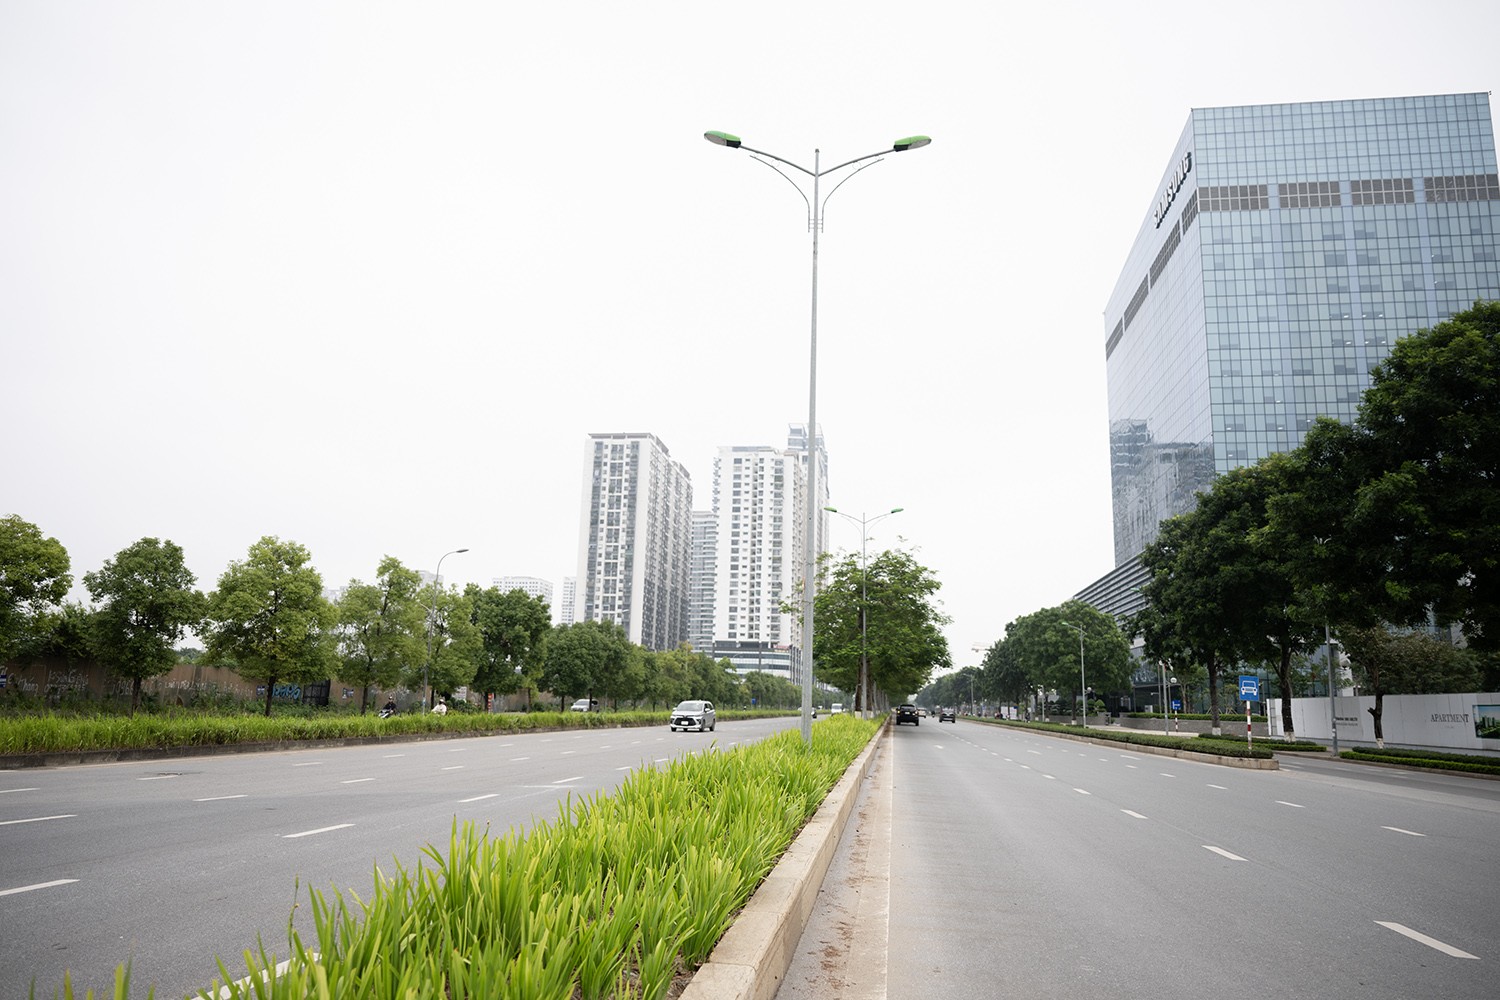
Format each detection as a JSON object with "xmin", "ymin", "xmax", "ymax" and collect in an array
[
  {"xmin": 669, "ymin": 699, "xmax": 716, "ymax": 732},
  {"xmin": 831, "ymin": 703, "xmax": 845, "ymax": 714},
  {"xmin": 569, "ymin": 698, "xmax": 598, "ymax": 712},
  {"xmin": 939, "ymin": 706, "xmax": 957, "ymax": 723},
  {"xmin": 895, "ymin": 704, "xmax": 920, "ymax": 726}
]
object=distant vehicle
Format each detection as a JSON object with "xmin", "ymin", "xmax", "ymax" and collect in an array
[
  {"xmin": 917, "ymin": 707, "xmax": 929, "ymax": 718},
  {"xmin": 569, "ymin": 698, "xmax": 598, "ymax": 712},
  {"xmin": 669, "ymin": 700, "xmax": 716, "ymax": 732},
  {"xmin": 895, "ymin": 704, "xmax": 920, "ymax": 726},
  {"xmin": 831, "ymin": 703, "xmax": 845, "ymax": 714},
  {"xmin": 939, "ymin": 707, "xmax": 957, "ymax": 723}
]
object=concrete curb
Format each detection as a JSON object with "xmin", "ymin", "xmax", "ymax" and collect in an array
[
  {"xmin": 971, "ymin": 718, "xmax": 1279, "ymax": 769},
  {"xmin": 680, "ymin": 721, "xmax": 888, "ymax": 1000}
]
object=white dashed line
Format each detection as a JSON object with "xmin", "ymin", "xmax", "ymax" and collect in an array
[
  {"xmin": 0, "ymin": 814, "xmax": 75, "ymax": 826},
  {"xmin": 553, "ymin": 776, "xmax": 583, "ymax": 784},
  {"xmin": 1275, "ymin": 800, "xmax": 1304, "ymax": 808},
  {"xmin": 1122, "ymin": 810, "xmax": 1148, "ymax": 820},
  {"xmin": 292, "ymin": 762, "xmax": 322, "ymax": 768},
  {"xmin": 441, "ymin": 766, "xmax": 464, "ymax": 771},
  {"xmin": 195, "ymin": 794, "xmax": 247, "ymax": 802},
  {"xmin": 1207, "ymin": 784, "xmax": 1227, "ymax": 790},
  {"xmin": 1382, "ymin": 826, "xmax": 1426, "ymax": 837},
  {"xmin": 0, "ymin": 788, "xmax": 39, "ymax": 794},
  {"xmin": 382, "ymin": 754, "xmax": 405, "ymax": 759},
  {"xmin": 1375, "ymin": 922, "xmax": 1478, "ymax": 959},
  {"xmin": 511, "ymin": 757, "xmax": 531, "ymax": 762},
  {"xmin": 283, "ymin": 823, "xmax": 354, "ymax": 839},
  {"xmin": 1160, "ymin": 773, "xmax": 1177, "ymax": 778},
  {"xmin": 341, "ymin": 778, "xmax": 375, "ymax": 784},
  {"xmin": 1073, "ymin": 788, "xmax": 1091, "ymax": 796},
  {"xmin": 459, "ymin": 793, "xmax": 499, "ymax": 803},
  {"xmin": 1203, "ymin": 846, "xmax": 1247, "ymax": 861},
  {"xmin": 137, "ymin": 774, "xmax": 178, "ymax": 781},
  {"xmin": 1043, "ymin": 774, "xmax": 1056, "ymax": 780},
  {"xmin": 0, "ymin": 879, "xmax": 79, "ymax": 897}
]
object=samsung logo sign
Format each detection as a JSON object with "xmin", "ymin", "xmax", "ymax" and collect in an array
[{"xmin": 1153, "ymin": 151, "xmax": 1193, "ymax": 229}]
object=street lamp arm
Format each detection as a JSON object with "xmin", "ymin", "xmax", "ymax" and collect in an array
[
  {"xmin": 747, "ymin": 155, "xmax": 813, "ymax": 218},
  {"xmin": 820, "ymin": 160, "xmax": 884, "ymax": 222}
]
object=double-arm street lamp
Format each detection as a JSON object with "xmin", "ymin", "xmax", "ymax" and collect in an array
[
  {"xmin": 424, "ymin": 547, "xmax": 468, "ymax": 709},
  {"xmin": 825, "ymin": 506, "xmax": 903, "ymax": 719},
  {"xmin": 704, "ymin": 130, "xmax": 931, "ymax": 745},
  {"xmin": 1060, "ymin": 620, "xmax": 1087, "ymax": 725}
]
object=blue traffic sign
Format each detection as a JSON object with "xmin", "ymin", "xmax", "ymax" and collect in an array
[{"xmin": 1238, "ymin": 675, "xmax": 1260, "ymax": 701}]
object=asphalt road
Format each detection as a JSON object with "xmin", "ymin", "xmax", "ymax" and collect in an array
[
  {"xmin": 783, "ymin": 719, "xmax": 1499, "ymax": 1000},
  {"xmin": 0, "ymin": 716, "xmax": 799, "ymax": 999}
]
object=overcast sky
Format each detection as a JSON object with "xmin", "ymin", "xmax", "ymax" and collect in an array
[{"xmin": 3, "ymin": 1, "xmax": 1497, "ymax": 667}]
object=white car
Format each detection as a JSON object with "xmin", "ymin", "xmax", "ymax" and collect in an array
[
  {"xmin": 569, "ymin": 698, "xmax": 598, "ymax": 712},
  {"xmin": 830, "ymin": 703, "xmax": 845, "ymax": 714},
  {"xmin": 669, "ymin": 700, "xmax": 716, "ymax": 732}
]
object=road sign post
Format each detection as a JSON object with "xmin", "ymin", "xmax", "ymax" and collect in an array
[{"xmin": 1239, "ymin": 675, "xmax": 1260, "ymax": 746}]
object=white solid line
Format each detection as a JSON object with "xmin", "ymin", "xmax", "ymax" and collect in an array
[
  {"xmin": 0, "ymin": 787, "xmax": 39, "ymax": 794},
  {"xmin": 1276, "ymin": 800, "xmax": 1305, "ymax": 808},
  {"xmin": 1203, "ymin": 846, "xmax": 1247, "ymax": 861},
  {"xmin": 283, "ymin": 823, "xmax": 354, "ymax": 839},
  {"xmin": 1375, "ymin": 922, "xmax": 1479, "ymax": 959},
  {"xmin": 0, "ymin": 879, "xmax": 79, "ymax": 897},
  {"xmin": 553, "ymin": 776, "xmax": 583, "ymax": 784},
  {"xmin": 1073, "ymin": 788, "xmax": 1091, "ymax": 795},
  {"xmin": 0, "ymin": 814, "xmax": 76, "ymax": 826},
  {"xmin": 341, "ymin": 778, "xmax": 375, "ymax": 784},
  {"xmin": 195, "ymin": 794, "xmax": 248, "ymax": 802},
  {"xmin": 459, "ymin": 793, "xmax": 499, "ymax": 803},
  {"xmin": 1122, "ymin": 810, "xmax": 1148, "ymax": 820},
  {"xmin": 1382, "ymin": 826, "xmax": 1426, "ymax": 837}
]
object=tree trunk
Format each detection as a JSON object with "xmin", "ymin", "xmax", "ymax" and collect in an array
[
  {"xmin": 131, "ymin": 676, "xmax": 142, "ymax": 717},
  {"xmin": 1206, "ymin": 652, "xmax": 1222, "ymax": 735},
  {"xmin": 1276, "ymin": 645, "xmax": 1296, "ymax": 742},
  {"xmin": 1369, "ymin": 692, "xmax": 1385, "ymax": 749},
  {"xmin": 359, "ymin": 684, "xmax": 370, "ymax": 714},
  {"xmin": 263, "ymin": 675, "xmax": 277, "ymax": 717}
]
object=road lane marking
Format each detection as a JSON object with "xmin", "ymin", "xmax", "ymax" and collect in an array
[
  {"xmin": 459, "ymin": 793, "xmax": 499, "ymax": 803},
  {"xmin": 1160, "ymin": 773, "xmax": 1177, "ymax": 778},
  {"xmin": 0, "ymin": 879, "xmax": 79, "ymax": 897},
  {"xmin": 1119, "ymin": 755, "xmax": 1140, "ymax": 760},
  {"xmin": 382, "ymin": 754, "xmax": 405, "ymax": 758},
  {"xmin": 137, "ymin": 774, "xmax": 179, "ymax": 781},
  {"xmin": 441, "ymin": 766, "xmax": 464, "ymax": 771},
  {"xmin": 1375, "ymin": 922, "xmax": 1478, "ymax": 959},
  {"xmin": 1027, "ymin": 750, "xmax": 1042, "ymax": 755},
  {"xmin": 341, "ymin": 778, "xmax": 375, "ymax": 784},
  {"xmin": 0, "ymin": 814, "xmax": 76, "ymax": 826},
  {"xmin": 616, "ymin": 766, "xmax": 632, "ymax": 771},
  {"xmin": 195, "ymin": 794, "xmax": 248, "ymax": 802},
  {"xmin": 283, "ymin": 824, "xmax": 354, "ymax": 839},
  {"xmin": 292, "ymin": 762, "xmax": 322, "ymax": 767},
  {"xmin": 1073, "ymin": 788, "xmax": 1091, "ymax": 795},
  {"xmin": 1203, "ymin": 846, "xmax": 1247, "ymax": 861},
  {"xmin": 553, "ymin": 776, "xmax": 583, "ymax": 784},
  {"xmin": 447, "ymin": 748, "xmax": 464, "ymax": 752},
  {"xmin": 1275, "ymin": 800, "xmax": 1304, "ymax": 808},
  {"xmin": 1207, "ymin": 784, "xmax": 1227, "ymax": 790},
  {"xmin": 511, "ymin": 757, "xmax": 531, "ymax": 762},
  {"xmin": 1044, "ymin": 774, "xmax": 1056, "ymax": 780},
  {"xmin": 1382, "ymin": 826, "xmax": 1426, "ymax": 837},
  {"xmin": 562, "ymin": 751, "xmax": 576, "ymax": 755},
  {"xmin": 0, "ymin": 788, "xmax": 39, "ymax": 794},
  {"xmin": 1125, "ymin": 765, "xmax": 1138, "ymax": 769},
  {"xmin": 1122, "ymin": 810, "xmax": 1148, "ymax": 820}
]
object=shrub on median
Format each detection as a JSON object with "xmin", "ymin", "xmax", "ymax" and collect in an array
[{"xmin": 1339, "ymin": 746, "xmax": 1500, "ymax": 775}]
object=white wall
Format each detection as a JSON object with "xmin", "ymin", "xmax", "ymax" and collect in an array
[{"xmin": 1268, "ymin": 692, "xmax": 1500, "ymax": 750}]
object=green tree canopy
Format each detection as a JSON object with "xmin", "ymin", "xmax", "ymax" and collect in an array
[
  {"xmin": 0, "ymin": 515, "xmax": 72, "ymax": 664},
  {"xmin": 540, "ymin": 619, "xmax": 632, "ymax": 707},
  {"xmin": 466, "ymin": 585, "xmax": 553, "ymax": 705},
  {"xmin": 1339, "ymin": 624, "xmax": 1482, "ymax": 746},
  {"xmin": 997, "ymin": 601, "xmax": 1132, "ymax": 720},
  {"xmin": 813, "ymin": 548, "xmax": 951, "ymax": 708},
  {"xmin": 202, "ymin": 536, "xmax": 336, "ymax": 716},
  {"xmin": 336, "ymin": 556, "xmax": 425, "ymax": 712},
  {"xmin": 84, "ymin": 537, "xmax": 205, "ymax": 714}
]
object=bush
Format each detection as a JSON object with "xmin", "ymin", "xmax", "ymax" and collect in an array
[{"xmin": 1341, "ymin": 746, "xmax": 1500, "ymax": 775}]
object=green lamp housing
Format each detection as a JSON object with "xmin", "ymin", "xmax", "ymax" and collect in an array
[
  {"xmin": 892, "ymin": 135, "xmax": 932, "ymax": 151},
  {"xmin": 704, "ymin": 131, "xmax": 742, "ymax": 148}
]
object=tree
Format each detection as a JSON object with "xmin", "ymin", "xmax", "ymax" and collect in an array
[
  {"xmin": 540, "ymin": 620, "xmax": 632, "ymax": 707},
  {"xmin": 424, "ymin": 585, "xmax": 478, "ymax": 703},
  {"xmin": 336, "ymin": 557, "xmax": 425, "ymax": 713},
  {"xmin": 1339, "ymin": 625, "xmax": 1481, "ymax": 748},
  {"xmin": 84, "ymin": 538, "xmax": 205, "ymax": 715},
  {"xmin": 998, "ymin": 602, "xmax": 1132, "ymax": 721},
  {"xmin": 0, "ymin": 515, "xmax": 72, "ymax": 665},
  {"xmin": 18, "ymin": 601, "xmax": 97, "ymax": 666},
  {"xmin": 466, "ymin": 586, "xmax": 552, "ymax": 708},
  {"xmin": 201, "ymin": 536, "xmax": 336, "ymax": 716},
  {"xmin": 813, "ymin": 548, "xmax": 951, "ymax": 709}
]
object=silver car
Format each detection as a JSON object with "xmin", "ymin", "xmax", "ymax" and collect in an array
[{"xmin": 669, "ymin": 699, "xmax": 716, "ymax": 732}]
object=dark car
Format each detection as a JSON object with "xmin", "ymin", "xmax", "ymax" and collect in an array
[
  {"xmin": 895, "ymin": 704, "xmax": 920, "ymax": 726},
  {"xmin": 939, "ymin": 707, "xmax": 957, "ymax": 723}
]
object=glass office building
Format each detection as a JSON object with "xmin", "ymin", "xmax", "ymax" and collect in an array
[{"xmin": 1104, "ymin": 93, "xmax": 1499, "ymax": 569}]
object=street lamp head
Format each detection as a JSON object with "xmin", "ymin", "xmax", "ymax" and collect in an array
[
  {"xmin": 456, "ymin": 548, "xmax": 470, "ymax": 554},
  {"xmin": 824, "ymin": 506, "xmax": 840, "ymax": 513},
  {"xmin": 704, "ymin": 130, "xmax": 742, "ymax": 148},
  {"xmin": 892, "ymin": 135, "xmax": 931, "ymax": 152},
  {"xmin": 889, "ymin": 507, "xmax": 904, "ymax": 514}
]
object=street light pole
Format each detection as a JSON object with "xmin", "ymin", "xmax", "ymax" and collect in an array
[
  {"xmin": 424, "ymin": 547, "xmax": 468, "ymax": 710},
  {"xmin": 705, "ymin": 130, "xmax": 930, "ymax": 745},
  {"xmin": 825, "ymin": 506, "xmax": 902, "ymax": 719},
  {"xmin": 1060, "ymin": 620, "xmax": 1087, "ymax": 726}
]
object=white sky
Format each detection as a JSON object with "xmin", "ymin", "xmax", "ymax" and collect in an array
[{"xmin": 3, "ymin": 1, "xmax": 1497, "ymax": 666}]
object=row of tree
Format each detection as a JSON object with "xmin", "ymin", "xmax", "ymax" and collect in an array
[
  {"xmin": 0, "ymin": 526, "xmax": 810, "ymax": 715},
  {"xmin": 935, "ymin": 302, "xmax": 1497, "ymax": 738}
]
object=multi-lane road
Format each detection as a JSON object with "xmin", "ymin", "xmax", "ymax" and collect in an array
[
  {"xmin": 0, "ymin": 716, "xmax": 799, "ymax": 999},
  {"xmin": 784, "ymin": 720, "xmax": 1499, "ymax": 1000}
]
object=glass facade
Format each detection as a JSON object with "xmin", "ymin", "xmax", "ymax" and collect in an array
[{"xmin": 1105, "ymin": 93, "xmax": 1500, "ymax": 566}]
